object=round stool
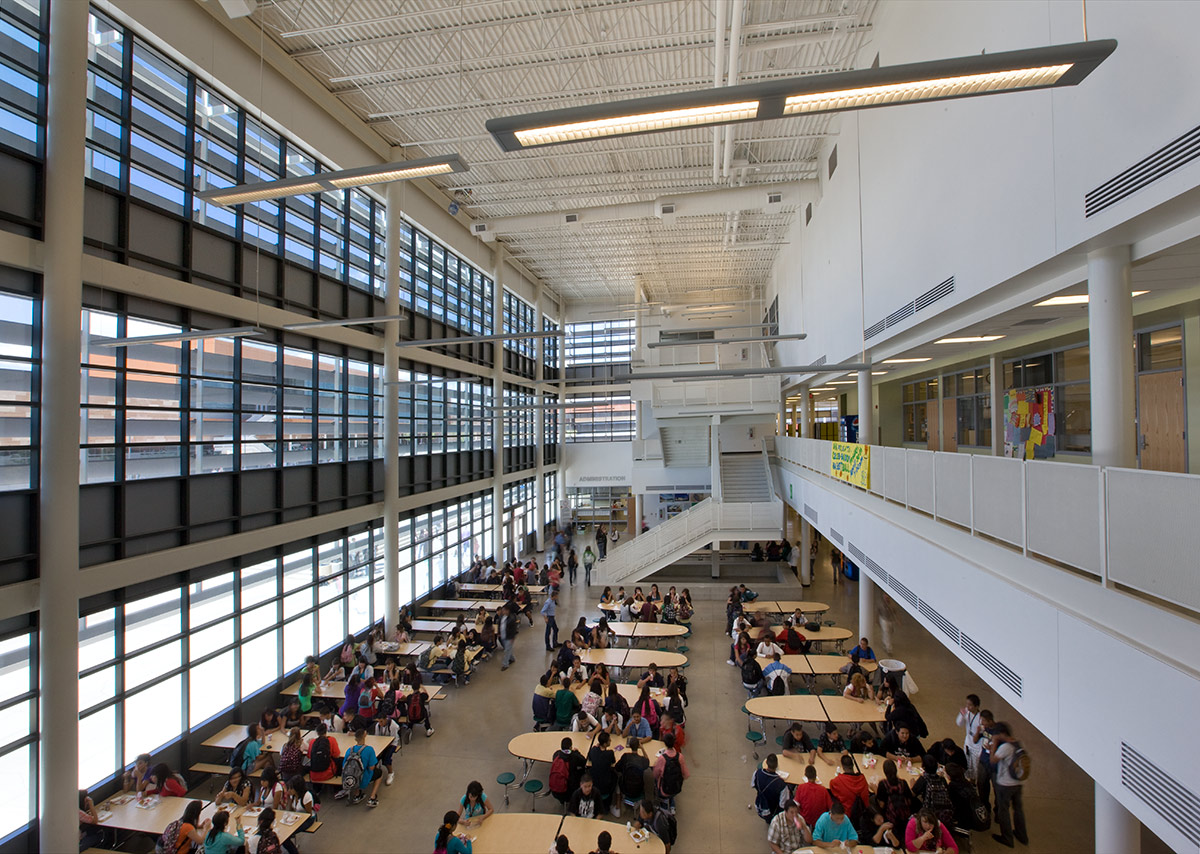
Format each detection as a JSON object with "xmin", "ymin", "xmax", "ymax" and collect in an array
[
  {"xmin": 745, "ymin": 730, "xmax": 765, "ymax": 758},
  {"xmin": 775, "ymin": 735, "xmax": 784, "ymax": 747},
  {"xmin": 523, "ymin": 779, "xmax": 544, "ymax": 811},
  {"xmin": 677, "ymin": 645, "xmax": 689, "ymax": 654},
  {"xmin": 496, "ymin": 772, "xmax": 516, "ymax": 806}
]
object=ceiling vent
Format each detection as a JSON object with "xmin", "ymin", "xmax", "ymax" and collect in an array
[
  {"xmin": 1121, "ymin": 742, "xmax": 1200, "ymax": 846},
  {"xmin": 655, "ymin": 200, "xmax": 678, "ymax": 223},
  {"xmin": 471, "ymin": 222, "xmax": 495, "ymax": 242},
  {"xmin": 1086, "ymin": 122, "xmax": 1200, "ymax": 218},
  {"xmin": 864, "ymin": 276, "xmax": 956, "ymax": 340},
  {"xmin": 767, "ymin": 192, "xmax": 783, "ymax": 204},
  {"xmin": 564, "ymin": 212, "xmax": 582, "ymax": 231},
  {"xmin": 1012, "ymin": 317, "xmax": 1059, "ymax": 326}
]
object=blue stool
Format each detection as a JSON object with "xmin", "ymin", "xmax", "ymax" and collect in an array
[
  {"xmin": 496, "ymin": 772, "xmax": 516, "ymax": 806},
  {"xmin": 524, "ymin": 779, "xmax": 544, "ymax": 811},
  {"xmin": 745, "ymin": 730, "xmax": 765, "ymax": 758}
]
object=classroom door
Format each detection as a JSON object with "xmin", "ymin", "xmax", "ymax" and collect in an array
[{"xmin": 1137, "ymin": 370, "xmax": 1186, "ymax": 472}]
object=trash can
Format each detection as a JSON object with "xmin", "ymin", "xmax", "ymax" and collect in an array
[{"xmin": 878, "ymin": 659, "xmax": 906, "ymax": 681}]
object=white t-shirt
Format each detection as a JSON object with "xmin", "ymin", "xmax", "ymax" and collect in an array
[
  {"xmin": 289, "ymin": 790, "xmax": 314, "ymax": 813},
  {"xmin": 956, "ymin": 708, "xmax": 982, "ymax": 756},
  {"xmin": 993, "ymin": 742, "xmax": 1021, "ymax": 786},
  {"xmin": 757, "ymin": 642, "xmax": 783, "ymax": 659}
]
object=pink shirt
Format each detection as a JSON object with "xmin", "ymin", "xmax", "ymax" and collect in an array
[{"xmin": 904, "ymin": 817, "xmax": 959, "ymax": 852}]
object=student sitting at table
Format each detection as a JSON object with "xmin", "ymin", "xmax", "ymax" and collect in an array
[
  {"xmin": 322, "ymin": 654, "xmax": 347, "ymax": 683},
  {"xmin": 638, "ymin": 662, "xmax": 665, "ymax": 690},
  {"xmin": 397, "ymin": 605, "xmax": 414, "ymax": 634},
  {"xmin": 817, "ymin": 723, "xmax": 850, "ymax": 766},
  {"xmin": 841, "ymin": 651, "xmax": 868, "ymax": 681},
  {"xmin": 589, "ymin": 618, "xmax": 612, "ymax": 650},
  {"xmin": 632, "ymin": 586, "xmax": 646, "ymax": 604},
  {"xmin": 435, "ymin": 810, "xmax": 474, "ymax": 854},
  {"xmin": 782, "ymin": 722, "xmax": 817, "ymax": 765},
  {"xmin": 570, "ymin": 617, "xmax": 591, "ymax": 649},
  {"xmin": 589, "ymin": 731, "xmax": 619, "ymax": 815},
  {"xmin": 571, "ymin": 709, "xmax": 599, "ymax": 734},
  {"xmin": 144, "ymin": 762, "xmax": 186, "ymax": 798},
  {"xmin": 929, "ymin": 737, "xmax": 969, "ymax": 773},
  {"xmin": 565, "ymin": 656, "xmax": 588, "ymax": 687},
  {"xmin": 553, "ymin": 676, "xmax": 581, "ymax": 729},
  {"xmin": 663, "ymin": 683, "xmax": 686, "ymax": 726},
  {"xmin": 844, "ymin": 671, "xmax": 876, "ymax": 703},
  {"xmin": 638, "ymin": 598, "xmax": 657, "ymax": 623},
  {"xmin": 851, "ymin": 730, "xmax": 879, "ymax": 756},
  {"xmin": 858, "ymin": 804, "xmax": 903, "ymax": 849},
  {"xmin": 793, "ymin": 765, "xmax": 831, "ymax": 827},
  {"xmin": 359, "ymin": 628, "xmax": 380, "ymax": 665},
  {"xmin": 349, "ymin": 652, "xmax": 374, "ymax": 683},
  {"xmin": 580, "ymin": 678, "xmax": 605, "ymax": 718},
  {"xmin": 569, "ymin": 773, "xmax": 602, "ymax": 819},
  {"xmin": 763, "ymin": 652, "xmax": 792, "ymax": 696},
  {"xmin": 811, "ymin": 800, "xmax": 859, "ymax": 848},
  {"xmin": 905, "ymin": 806, "xmax": 960, "ymax": 853},
  {"xmin": 301, "ymin": 655, "xmax": 321, "ymax": 683},
  {"xmin": 514, "ymin": 586, "xmax": 535, "ymax": 626},
  {"xmin": 260, "ymin": 705, "xmax": 283, "ymax": 736},
  {"xmin": 451, "ymin": 639, "xmax": 473, "ymax": 686},
  {"xmin": 251, "ymin": 808, "xmax": 285, "ymax": 854},
  {"xmin": 215, "ymin": 768, "xmax": 252, "ymax": 808},
  {"xmin": 155, "ymin": 800, "xmax": 209, "ymax": 854},
  {"xmin": 78, "ymin": 789, "xmax": 111, "ymax": 851},
  {"xmin": 339, "ymin": 634, "xmax": 357, "ymax": 668},
  {"xmin": 882, "ymin": 726, "xmax": 926, "ymax": 762},
  {"xmin": 278, "ymin": 727, "xmax": 305, "ymax": 780},
  {"xmin": 597, "ymin": 706, "xmax": 623, "ymax": 735},
  {"xmin": 122, "ymin": 752, "xmax": 152, "ymax": 793},
  {"xmin": 617, "ymin": 597, "xmax": 637, "ymax": 622},
  {"xmin": 623, "ymin": 708, "xmax": 653, "ymax": 740},
  {"xmin": 848, "ymin": 636, "xmax": 878, "ymax": 662},
  {"xmin": 830, "ymin": 754, "xmax": 872, "ymax": 816},
  {"xmin": 591, "ymin": 830, "xmax": 615, "ymax": 854},
  {"xmin": 739, "ymin": 583, "xmax": 760, "ymax": 602},
  {"xmin": 780, "ymin": 620, "xmax": 812, "ymax": 655},
  {"xmin": 202, "ymin": 805, "xmax": 245, "ymax": 854},
  {"xmin": 378, "ymin": 657, "xmax": 402, "ymax": 687},
  {"xmin": 457, "ymin": 780, "xmax": 495, "ymax": 828},
  {"xmin": 600, "ymin": 586, "xmax": 614, "ymax": 605},
  {"xmin": 648, "ymin": 584, "xmax": 661, "ymax": 602},
  {"xmin": 632, "ymin": 684, "xmax": 661, "ymax": 736},
  {"xmin": 479, "ymin": 616, "xmax": 497, "ymax": 653},
  {"xmin": 449, "ymin": 615, "xmax": 469, "ymax": 645},
  {"xmin": 280, "ymin": 698, "xmax": 304, "ymax": 731},
  {"xmin": 256, "ymin": 767, "xmax": 286, "ymax": 809},
  {"xmin": 751, "ymin": 543, "xmax": 765, "ymax": 561},
  {"xmin": 283, "ymin": 778, "xmax": 317, "ymax": 850},
  {"xmin": 307, "ymin": 721, "xmax": 341, "ymax": 798},
  {"xmin": 729, "ymin": 630, "xmax": 753, "ymax": 669}
]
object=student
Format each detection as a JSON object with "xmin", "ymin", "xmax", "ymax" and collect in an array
[
  {"xmin": 282, "ymin": 778, "xmax": 315, "ymax": 853},
  {"xmin": 457, "ymin": 780, "xmax": 495, "ymax": 827},
  {"xmin": 599, "ymin": 585, "xmax": 613, "ymax": 605},
  {"xmin": 757, "ymin": 633, "xmax": 784, "ymax": 659},
  {"xmin": 567, "ymin": 548, "xmax": 579, "ymax": 584},
  {"xmin": 202, "ymin": 809, "xmax": 245, "ymax": 854},
  {"xmin": 882, "ymin": 726, "xmax": 927, "ymax": 763},
  {"xmin": 844, "ymin": 671, "xmax": 876, "ymax": 703},
  {"xmin": 811, "ymin": 800, "xmax": 859, "ymax": 848},
  {"xmin": 338, "ymin": 726, "xmax": 383, "ymax": 807},
  {"xmin": 639, "ymin": 662, "xmax": 664, "ymax": 689},
  {"xmin": 349, "ymin": 652, "xmax": 374, "ymax": 682},
  {"xmin": 297, "ymin": 674, "xmax": 317, "ymax": 717},
  {"xmin": 990, "ymin": 722, "xmax": 1029, "ymax": 849},
  {"xmin": 752, "ymin": 753, "xmax": 791, "ymax": 822},
  {"xmin": 549, "ymin": 737, "xmax": 588, "ymax": 806},
  {"xmin": 614, "ymin": 737, "xmax": 649, "ymax": 804},
  {"xmin": 847, "ymin": 636, "xmax": 878, "ymax": 662},
  {"xmin": 590, "ymin": 830, "xmax": 614, "ymax": 854},
  {"xmin": 905, "ymin": 806, "xmax": 960, "ymax": 852},
  {"xmin": 582, "ymin": 547, "xmax": 596, "ymax": 586},
  {"xmin": 570, "ymin": 617, "xmax": 591, "ymax": 649},
  {"xmin": 144, "ymin": 762, "xmax": 186, "ymax": 798},
  {"xmin": 569, "ymin": 773, "xmax": 602, "ymax": 819},
  {"xmin": 817, "ymin": 723, "xmax": 850, "ymax": 766},
  {"xmin": 829, "ymin": 754, "xmax": 871, "ymax": 816},
  {"xmin": 955, "ymin": 694, "xmax": 984, "ymax": 782},
  {"xmin": 587, "ymin": 731, "xmax": 618, "ymax": 814},
  {"xmin": 851, "ymin": 730, "xmax": 879, "ymax": 755},
  {"xmin": 122, "ymin": 753, "xmax": 152, "ymax": 793},
  {"xmin": 653, "ymin": 732, "xmax": 688, "ymax": 809},
  {"xmin": 259, "ymin": 705, "xmax": 283, "ymax": 736},
  {"xmin": 632, "ymin": 684, "xmax": 660, "ymax": 735},
  {"xmin": 931, "ymin": 738, "xmax": 970, "ymax": 775},
  {"xmin": 739, "ymin": 583, "xmax": 760, "ymax": 602},
  {"xmin": 339, "ymin": 634, "xmax": 357, "ymax": 668},
  {"xmin": 768, "ymin": 799, "xmax": 813, "ymax": 854},
  {"xmin": 307, "ymin": 721, "xmax": 341, "ymax": 797},
  {"xmin": 566, "ymin": 656, "xmax": 588, "ymax": 687},
  {"xmin": 658, "ymin": 711, "xmax": 686, "ymax": 752},
  {"xmin": 252, "ymin": 808, "xmax": 286, "ymax": 854},
  {"xmin": 554, "ymin": 676, "xmax": 581, "ymax": 729},
  {"xmin": 256, "ymin": 767, "xmax": 286, "ymax": 810},
  {"xmin": 912, "ymin": 755, "xmax": 956, "ymax": 829},
  {"xmin": 571, "ymin": 709, "xmax": 599, "ymax": 734},
  {"xmin": 278, "ymin": 727, "xmax": 305, "ymax": 780},
  {"xmin": 763, "ymin": 652, "xmax": 791, "ymax": 695},
  {"xmin": 78, "ymin": 790, "xmax": 111, "ymax": 851},
  {"xmin": 858, "ymin": 804, "xmax": 902, "ymax": 849},
  {"xmin": 154, "ymin": 799, "xmax": 209, "ymax": 854},
  {"xmin": 782, "ymin": 722, "xmax": 817, "ymax": 765},
  {"xmin": 339, "ymin": 674, "xmax": 363, "ymax": 720},
  {"xmin": 451, "ymin": 639, "xmax": 472, "ymax": 686},
  {"xmin": 666, "ymin": 667, "xmax": 689, "ymax": 707},
  {"xmin": 597, "ymin": 705, "xmax": 623, "ymax": 736},
  {"xmin": 876, "ymin": 759, "xmax": 915, "ymax": 832},
  {"xmin": 322, "ymin": 654, "xmax": 347, "ymax": 683},
  {"xmin": 633, "ymin": 799, "xmax": 675, "ymax": 854},
  {"xmin": 435, "ymin": 810, "xmax": 473, "ymax": 854},
  {"xmin": 794, "ymin": 765, "xmax": 832, "ymax": 828},
  {"xmin": 580, "ymin": 678, "xmax": 605, "ymax": 718},
  {"xmin": 215, "ymin": 768, "xmax": 251, "ymax": 807},
  {"xmin": 541, "ymin": 590, "xmax": 560, "ymax": 651}
]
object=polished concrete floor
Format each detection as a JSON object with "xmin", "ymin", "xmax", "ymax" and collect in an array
[{"xmin": 234, "ymin": 537, "xmax": 1168, "ymax": 854}]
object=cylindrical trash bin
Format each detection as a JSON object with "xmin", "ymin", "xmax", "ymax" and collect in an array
[{"xmin": 878, "ymin": 659, "xmax": 906, "ymax": 681}]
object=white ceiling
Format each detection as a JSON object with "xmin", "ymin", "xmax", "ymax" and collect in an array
[{"xmin": 248, "ymin": 0, "xmax": 879, "ymax": 304}]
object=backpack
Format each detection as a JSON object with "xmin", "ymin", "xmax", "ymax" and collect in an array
[
  {"xmin": 960, "ymin": 781, "xmax": 991, "ymax": 831},
  {"xmin": 921, "ymin": 773, "xmax": 955, "ymax": 828},
  {"xmin": 654, "ymin": 806, "xmax": 679, "ymax": 845},
  {"xmin": 881, "ymin": 779, "xmax": 913, "ymax": 827},
  {"xmin": 754, "ymin": 771, "xmax": 788, "ymax": 819},
  {"xmin": 1009, "ymin": 741, "xmax": 1031, "ymax": 781},
  {"xmin": 408, "ymin": 693, "xmax": 424, "ymax": 723},
  {"xmin": 741, "ymin": 657, "xmax": 763, "ymax": 686},
  {"xmin": 378, "ymin": 689, "xmax": 398, "ymax": 720},
  {"xmin": 341, "ymin": 745, "xmax": 365, "ymax": 794},
  {"xmin": 621, "ymin": 757, "xmax": 647, "ymax": 797},
  {"xmin": 549, "ymin": 752, "xmax": 571, "ymax": 795},
  {"xmin": 310, "ymin": 736, "xmax": 332, "ymax": 775},
  {"xmin": 661, "ymin": 600, "xmax": 676, "ymax": 623},
  {"xmin": 659, "ymin": 752, "xmax": 684, "ymax": 796},
  {"xmin": 155, "ymin": 819, "xmax": 183, "ymax": 854},
  {"xmin": 229, "ymin": 736, "xmax": 250, "ymax": 771},
  {"xmin": 767, "ymin": 671, "xmax": 787, "ymax": 695}
]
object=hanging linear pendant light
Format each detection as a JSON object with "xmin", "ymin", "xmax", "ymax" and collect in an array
[
  {"xmin": 95, "ymin": 326, "xmax": 266, "ymax": 348},
  {"xmin": 486, "ymin": 40, "xmax": 1115, "ymax": 151},
  {"xmin": 284, "ymin": 313, "xmax": 408, "ymax": 330},
  {"xmin": 396, "ymin": 329, "xmax": 564, "ymax": 348},
  {"xmin": 197, "ymin": 154, "xmax": 469, "ymax": 206}
]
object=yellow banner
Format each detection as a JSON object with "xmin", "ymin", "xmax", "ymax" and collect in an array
[{"xmin": 831, "ymin": 442, "xmax": 870, "ymax": 489}]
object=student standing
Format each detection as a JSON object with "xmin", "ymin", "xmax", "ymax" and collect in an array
[
  {"xmin": 990, "ymin": 723, "xmax": 1028, "ymax": 848},
  {"xmin": 541, "ymin": 590, "xmax": 560, "ymax": 651},
  {"xmin": 582, "ymin": 546, "xmax": 595, "ymax": 586}
]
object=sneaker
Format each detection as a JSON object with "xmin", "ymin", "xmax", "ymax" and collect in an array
[
  {"xmin": 350, "ymin": 792, "xmax": 365, "ymax": 805},
  {"xmin": 368, "ymin": 797, "xmax": 379, "ymax": 808},
  {"xmin": 426, "ymin": 727, "xmax": 435, "ymax": 737},
  {"xmin": 403, "ymin": 727, "xmax": 412, "ymax": 745},
  {"xmin": 992, "ymin": 834, "xmax": 1014, "ymax": 849},
  {"xmin": 333, "ymin": 790, "xmax": 349, "ymax": 800},
  {"xmin": 501, "ymin": 665, "xmax": 509, "ymax": 671},
  {"xmin": 385, "ymin": 772, "xmax": 394, "ymax": 786},
  {"xmin": 726, "ymin": 659, "xmax": 735, "ymax": 666}
]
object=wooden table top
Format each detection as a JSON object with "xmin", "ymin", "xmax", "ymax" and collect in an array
[
  {"xmin": 201, "ymin": 724, "xmax": 392, "ymax": 755},
  {"xmin": 818, "ymin": 695, "xmax": 888, "ymax": 723},
  {"xmin": 280, "ymin": 679, "xmax": 444, "ymax": 701},
  {"xmin": 467, "ymin": 813, "xmax": 665, "ymax": 853},
  {"xmin": 571, "ymin": 682, "xmax": 665, "ymax": 707},
  {"xmin": 769, "ymin": 624, "xmax": 854, "ymax": 643},
  {"xmin": 457, "ymin": 583, "xmax": 547, "ymax": 596},
  {"xmin": 754, "ymin": 654, "xmax": 879, "ymax": 676},
  {"xmin": 201, "ymin": 803, "xmax": 309, "ymax": 845},
  {"xmin": 609, "ymin": 622, "xmax": 688, "ymax": 638},
  {"xmin": 409, "ymin": 619, "xmax": 455, "ymax": 633},
  {"xmin": 96, "ymin": 794, "xmax": 208, "ymax": 836},
  {"xmin": 507, "ymin": 731, "xmax": 594, "ymax": 763},
  {"xmin": 771, "ymin": 751, "xmax": 917, "ymax": 795},
  {"xmin": 621, "ymin": 649, "xmax": 687, "ymax": 670},
  {"xmin": 745, "ymin": 694, "xmax": 828, "ymax": 722},
  {"xmin": 747, "ymin": 600, "xmax": 831, "ymax": 614},
  {"xmin": 578, "ymin": 648, "xmax": 630, "ymax": 667},
  {"xmin": 426, "ymin": 598, "xmax": 504, "ymax": 611},
  {"xmin": 374, "ymin": 640, "xmax": 431, "ymax": 657}
]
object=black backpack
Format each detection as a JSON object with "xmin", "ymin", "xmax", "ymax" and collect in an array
[
  {"xmin": 741, "ymin": 657, "xmax": 763, "ymax": 686},
  {"xmin": 229, "ymin": 736, "xmax": 250, "ymax": 771},
  {"xmin": 378, "ymin": 689, "xmax": 398, "ymax": 720},
  {"xmin": 754, "ymin": 771, "xmax": 788, "ymax": 819},
  {"xmin": 621, "ymin": 758, "xmax": 647, "ymax": 797},
  {"xmin": 655, "ymin": 806, "xmax": 679, "ymax": 845},
  {"xmin": 310, "ymin": 736, "xmax": 332, "ymax": 774},
  {"xmin": 659, "ymin": 752, "xmax": 684, "ymax": 796},
  {"xmin": 922, "ymin": 773, "xmax": 955, "ymax": 828}
]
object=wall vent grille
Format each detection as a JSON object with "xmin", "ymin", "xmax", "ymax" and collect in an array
[
  {"xmin": 813, "ymin": 354, "xmax": 827, "ymax": 367},
  {"xmin": 887, "ymin": 575, "xmax": 919, "ymax": 609},
  {"xmin": 918, "ymin": 600, "xmax": 961, "ymax": 644},
  {"xmin": 962, "ymin": 633, "xmax": 1022, "ymax": 695},
  {"xmin": 864, "ymin": 276, "xmax": 955, "ymax": 341},
  {"xmin": 863, "ymin": 320, "xmax": 886, "ymax": 340},
  {"xmin": 915, "ymin": 277, "xmax": 955, "ymax": 311},
  {"xmin": 828, "ymin": 527, "xmax": 844, "ymax": 545},
  {"xmin": 1086, "ymin": 123, "xmax": 1200, "ymax": 218},
  {"xmin": 802, "ymin": 504, "xmax": 818, "ymax": 525},
  {"xmin": 1121, "ymin": 742, "xmax": 1200, "ymax": 846},
  {"xmin": 885, "ymin": 303, "xmax": 915, "ymax": 327}
]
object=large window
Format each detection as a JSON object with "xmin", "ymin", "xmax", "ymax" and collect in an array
[
  {"xmin": 901, "ymin": 378, "xmax": 937, "ymax": 444},
  {"xmin": 950, "ymin": 366, "xmax": 992, "ymax": 448},
  {"xmin": 0, "ymin": 627, "xmax": 35, "ymax": 840},
  {"xmin": 564, "ymin": 392, "xmax": 635, "ymax": 443},
  {"xmin": 544, "ymin": 473, "xmax": 558, "ymax": 532},
  {"xmin": 502, "ymin": 478, "xmax": 536, "ymax": 556},
  {"xmin": 502, "ymin": 291, "xmax": 536, "ymax": 357},
  {"xmin": 565, "ymin": 319, "xmax": 635, "ymax": 366},
  {"xmin": 1004, "ymin": 344, "xmax": 1090, "ymax": 453},
  {"xmin": 543, "ymin": 317, "xmax": 560, "ymax": 377},
  {"xmin": 0, "ymin": 0, "xmax": 44, "ymax": 159},
  {"xmin": 403, "ymin": 492, "xmax": 492, "ymax": 600},
  {"xmin": 0, "ymin": 291, "xmax": 36, "ymax": 491},
  {"xmin": 502, "ymin": 385, "xmax": 536, "ymax": 449}
]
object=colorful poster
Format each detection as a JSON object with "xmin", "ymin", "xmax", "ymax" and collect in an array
[
  {"xmin": 830, "ymin": 442, "xmax": 871, "ymax": 488},
  {"xmin": 1004, "ymin": 388, "xmax": 1056, "ymax": 459}
]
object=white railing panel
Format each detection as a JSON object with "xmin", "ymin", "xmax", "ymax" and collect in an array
[
  {"xmin": 971, "ymin": 455, "xmax": 1024, "ymax": 548},
  {"xmin": 812, "ymin": 440, "xmax": 832, "ymax": 477},
  {"xmin": 883, "ymin": 447, "xmax": 907, "ymax": 503},
  {"xmin": 934, "ymin": 452, "xmax": 972, "ymax": 528},
  {"xmin": 1107, "ymin": 468, "xmax": 1200, "ymax": 612},
  {"xmin": 869, "ymin": 447, "xmax": 886, "ymax": 496},
  {"xmin": 906, "ymin": 449, "xmax": 935, "ymax": 514},
  {"xmin": 1025, "ymin": 461, "xmax": 1102, "ymax": 577}
]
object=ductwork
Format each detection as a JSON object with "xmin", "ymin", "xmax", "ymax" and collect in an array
[{"xmin": 475, "ymin": 182, "xmax": 807, "ymax": 236}]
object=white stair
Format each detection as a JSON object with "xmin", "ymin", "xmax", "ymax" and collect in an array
[
  {"xmin": 660, "ymin": 423, "xmax": 711, "ymax": 468},
  {"xmin": 719, "ymin": 452, "xmax": 774, "ymax": 503}
]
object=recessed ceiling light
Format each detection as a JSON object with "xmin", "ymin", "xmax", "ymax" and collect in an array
[
  {"xmin": 828, "ymin": 380, "xmax": 856, "ymax": 385},
  {"xmin": 810, "ymin": 387, "xmax": 835, "ymax": 392},
  {"xmin": 934, "ymin": 335, "xmax": 1006, "ymax": 344},
  {"xmin": 1034, "ymin": 290, "xmax": 1148, "ymax": 307},
  {"xmin": 882, "ymin": 357, "xmax": 932, "ymax": 364},
  {"xmin": 871, "ymin": 371, "xmax": 888, "ymax": 375}
]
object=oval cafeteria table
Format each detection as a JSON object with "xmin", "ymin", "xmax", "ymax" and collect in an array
[
  {"xmin": 609, "ymin": 622, "xmax": 688, "ymax": 640},
  {"xmin": 468, "ymin": 813, "xmax": 665, "ymax": 853},
  {"xmin": 571, "ymin": 681, "xmax": 665, "ymax": 708},
  {"xmin": 203, "ymin": 723, "xmax": 393, "ymax": 756},
  {"xmin": 621, "ymin": 648, "xmax": 687, "ymax": 670},
  {"xmin": 744, "ymin": 694, "xmax": 887, "ymax": 724},
  {"xmin": 507, "ymin": 731, "xmax": 666, "ymax": 781},
  {"xmin": 281, "ymin": 678, "xmax": 444, "ymax": 701},
  {"xmin": 93, "ymin": 794, "xmax": 208, "ymax": 836},
  {"xmin": 770, "ymin": 752, "xmax": 894, "ymax": 792},
  {"xmin": 769, "ymin": 624, "xmax": 854, "ymax": 648}
]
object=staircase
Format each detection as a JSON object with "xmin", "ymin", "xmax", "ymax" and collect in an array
[
  {"xmin": 720, "ymin": 452, "xmax": 774, "ymax": 502},
  {"xmin": 660, "ymin": 422, "xmax": 711, "ymax": 468},
  {"xmin": 598, "ymin": 446, "xmax": 782, "ymax": 586}
]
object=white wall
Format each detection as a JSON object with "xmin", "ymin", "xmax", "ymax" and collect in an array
[
  {"xmin": 563, "ymin": 443, "xmax": 634, "ymax": 488},
  {"xmin": 775, "ymin": 462, "xmax": 1200, "ymax": 853},
  {"xmin": 771, "ymin": 0, "xmax": 1200, "ymax": 370}
]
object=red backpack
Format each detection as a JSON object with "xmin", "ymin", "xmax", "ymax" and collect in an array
[
  {"xmin": 408, "ymin": 692, "xmax": 424, "ymax": 723},
  {"xmin": 549, "ymin": 752, "xmax": 570, "ymax": 795}
]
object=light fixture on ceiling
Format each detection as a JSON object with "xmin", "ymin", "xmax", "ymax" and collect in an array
[
  {"xmin": 934, "ymin": 335, "xmax": 1006, "ymax": 344},
  {"xmin": 810, "ymin": 387, "xmax": 835, "ymax": 392},
  {"xmin": 648, "ymin": 333, "xmax": 806, "ymax": 348},
  {"xmin": 871, "ymin": 371, "xmax": 888, "ymax": 376},
  {"xmin": 486, "ymin": 40, "xmax": 1116, "ymax": 151},
  {"xmin": 882, "ymin": 357, "xmax": 932, "ymax": 364},
  {"xmin": 828, "ymin": 380, "xmax": 857, "ymax": 385},
  {"xmin": 672, "ymin": 374, "xmax": 766, "ymax": 383},
  {"xmin": 95, "ymin": 325, "xmax": 265, "ymax": 348},
  {"xmin": 1034, "ymin": 290, "xmax": 1148, "ymax": 306},
  {"xmin": 196, "ymin": 154, "xmax": 469, "ymax": 206},
  {"xmin": 284, "ymin": 313, "xmax": 408, "ymax": 330},
  {"xmin": 397, "ymin": 329, "xmax": 564, "ymax": 348}
]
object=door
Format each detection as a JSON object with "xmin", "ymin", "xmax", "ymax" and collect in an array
[
  {"xmin": 1137, "ymin": 370, "xmax": 1186, "ymax": 472},
  {"xmin": 941, "ymin": 401, "xmax": 958, "ymax": 452}
]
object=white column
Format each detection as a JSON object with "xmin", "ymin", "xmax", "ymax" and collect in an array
[
  {"xmin": 778, "ymin": 394, "xmax": 786, "ymax": 437},
  {"xmin": 40, "ymin": 1, "xmax": 87, "ymax": 850},
  {"xmin": 533, "ymin": 290, "xmax": 546, "ymax": 553},
  {"xmin": 492, "ymin": 247, "xmax": 505, "ymax": 561},
  {"xmin": 1095, "ymin": 782, "xmax": 1140, "ymax": 854},
  {"xmin": 1088, "ymin": 246, "xmax": 1136, "ymax": 468},
  {"xmin": 798, "ymin": 386, "xmax": 811, "ymax": 438},
  {"xmin": 382, "ymin": 151, "xmax": 403, "ymax": 631},
  {"xmin": 857, "ymin": 369, "xmax": 872, "ymax": 445},
  {"xmin": 799, "ymin": 519, "xmax": 812, "ymax": 586},
  {"xmin": 858, "ymin": 568, "xmax": 876, "ymax": 647},
  {"xmin": 990, "ymin": 353, "xmax": 1004, "ymax": 456}
]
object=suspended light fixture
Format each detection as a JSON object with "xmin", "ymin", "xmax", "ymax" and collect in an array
[
  {"xmin": 197, "ymin": 154, "xmax": 469, "ymax": 206},
  {"xmin": 486, "ymin": 40, "xmax": 1115, "ymax": 151},
  {"xmin": 284, "ymin": 313, "xmax": 408, "ymax": 330},
  {"xmin": 95, "ymin": 326, "xmax": 266, "ymax": 348},
  {"xmin": 397, "ymin": 329, "xmax": 564, "ymax": 348},
  {"xmin": 648, "ymin": 333, "xmax": 806, "ymax": 348}
]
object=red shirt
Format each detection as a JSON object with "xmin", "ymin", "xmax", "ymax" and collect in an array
[
  {"xmin": 147, "ymin": 777, "xmax": 186, "ymax": 798},
  {"xmin": 829, "ymin": 772, "xmax": 870, "ymax": 814},
  {"xmin": 794, "ymin": 780, "xmax": 832, "ymax": 827},
  {"xmin": 307, "ymin": 735, "xmax": 342, "ymax": 782}
]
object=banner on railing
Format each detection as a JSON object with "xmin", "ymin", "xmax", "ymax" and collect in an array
[{"xmin": 830, "ymin": 442, "xmax": 870, "ymax": 489}]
